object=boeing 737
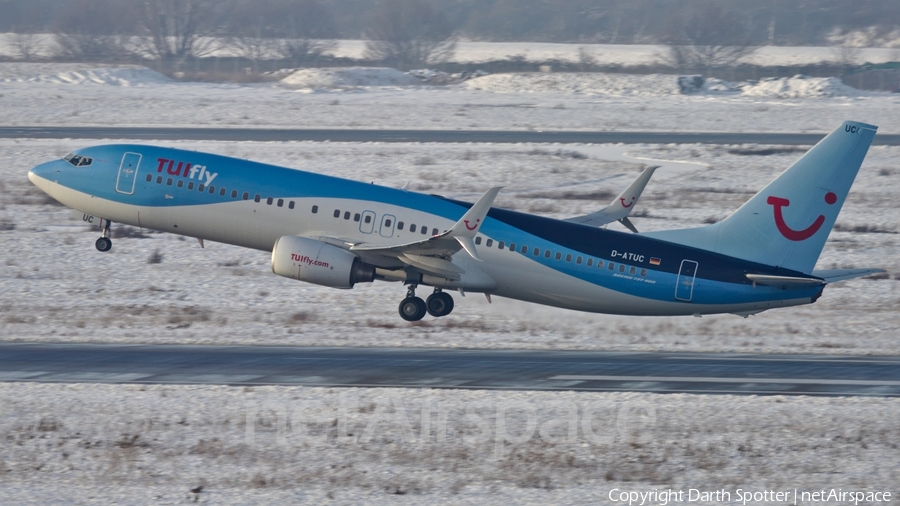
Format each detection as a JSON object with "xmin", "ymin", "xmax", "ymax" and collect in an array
[{"xmin": 28, "ymin": 121, "xmax": 882, "ymax": 321}]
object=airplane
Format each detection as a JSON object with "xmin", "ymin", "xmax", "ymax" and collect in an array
[{"xmin": 28, "ymin": 121, "xmax": 883, "ymax": 321}]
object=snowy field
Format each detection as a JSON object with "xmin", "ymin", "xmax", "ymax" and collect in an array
[
  {"xmin": 1, "ymin": 64, "xmax": 900, "ymax": 133},
  {"xmin": 2, "ymin": 63, "xmax": 900, "ymax": 503},
  {"xmin": 2, "ymin": 138, "xmax": 898, "ymax": 354},
  {"xmin": 2, "ymin": 36, "xmax": 899, "ymax": 66},
  {"xmin": 1, "ymin": 383, "xmax": 897, "ymax": 504}
]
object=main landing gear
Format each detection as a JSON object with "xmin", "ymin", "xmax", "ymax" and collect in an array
[
  {"xmin": 398, "ymin": 286, "xmax": 454, "ymax": 321},
  {"xmin": 95, "ymin": 220, "xmax": 112, "ymax": 252}
]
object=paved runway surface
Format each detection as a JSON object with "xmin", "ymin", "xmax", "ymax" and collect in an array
[
  {"xmin": 4, "ymin": 126, "xmax": 900, "ymax": 145},
  {"xmin": 1, "ymin": 343, "xmax": 898, "ymax": 396}
]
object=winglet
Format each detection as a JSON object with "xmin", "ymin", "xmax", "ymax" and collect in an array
[
  {"xmin": 437, "ymin": 187, "xmax": 502, "ymax": 261},
  {"xmin": 605, "ymin": 166, "xmax": 658, "ymax": 221},
  {"xmin": 446, "ymin": 187, "xmax": 502, "ymax": 238}
]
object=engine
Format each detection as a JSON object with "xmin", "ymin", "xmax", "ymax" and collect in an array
[{"xmin": 271, "ymin": 236, "xmax": 376, "ymax": 289}]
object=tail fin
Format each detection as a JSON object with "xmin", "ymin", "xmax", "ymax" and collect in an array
[{"xmin": 645, "ymin": 121, "xmax": 877, "ymax": 273}]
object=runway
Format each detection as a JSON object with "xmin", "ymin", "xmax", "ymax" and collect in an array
[
  {"xmin": 3, "ymin": 126, "xmax": 900, "ymax": 145},
  {"xmin": 1, "ymin": 343, "xmax": 898, "ymax": 396}
]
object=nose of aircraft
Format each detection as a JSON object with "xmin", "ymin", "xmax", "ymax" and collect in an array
[{"xmin": 28, "ymin": 160, "xmax": 62, "ymax": 184}]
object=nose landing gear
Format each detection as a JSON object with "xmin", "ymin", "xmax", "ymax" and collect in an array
[
  {"xmin": 95, "ymin": 220, "xmax": 112, "ymax": 252},
  {"xmin": 398, "ymin": 286, "xmax": 455, "ymax": 321}
]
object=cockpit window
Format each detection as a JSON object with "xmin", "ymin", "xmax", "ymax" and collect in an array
[{"xmin": 63, "ymin": 153, "xmax": 92, "ymax": 167}]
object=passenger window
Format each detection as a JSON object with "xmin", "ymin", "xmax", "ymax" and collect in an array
[
  {"xmin": 289, "ymin": 201, "xmax": 295, "ymax": 209},
  {"xmin": 533, "ymin": 247, "xmax": 539, "ymax": 256},
  {"xmin": 566, "ymin": 254, "xmax": 572, "ymax": 262},
  {"xmin": 397, "ymin": 222, "xmax": 404, "ymax": 230},
  {"xmin": 509, "ymin": 243, "xmax": 516, "ymax": 251},
  {"xmin": 311, "ymin": 205, "xmax": 317, "ymax": 213},
  {"xmin": 587, "ymin": 258, "xmax": 593, "ymax": 267},
  {"xmin": 145, "ymin": 174, "xmax": 152, "ymax": 182},
  {"xmin": 432, "ymin": 228, "xmax": 438, "ymax": 235},
  {"xmin": 598, "ymin": 260, "xmax": 604, "ymax": 269},
  {"xmin": 609, "ymin": 262, "xmax": 614, "ymax": 270},
  {"xmin": 209, "ymin": 186, "xmax": 215, "ymax": 194},
  {"xmin": 220, "ymin": 188, "xmax": 226, "ymax": 196},
  {"xmin": 520, "ymin": 245, "xmax": 528, "ymax": 254},
  {"xmin": 640, "ymin": 268, "xmax": 647, "ymax": 277},
  {"xmin": 333, "ymin": 209, "xmax": 340, "ymax": 218},
  {"xmin": 421, "ymin": 226, "xmax": 428, "ymax": 235},
  {"xmin": 254, "ymin": 194, "xmax": 260, "ymax": 202},
  {"xmin": 555, "ymin": 252, "xmax": 561, "ymax": 260},
  {"xmin": 486, "ymin": 239, "xmax": 493, "ymax": 247},
  {"xmin": 344, "ymin": 211, "xmax": 350, "ymax": 220},
  {"xmin": 498, "ymin": 241, "xmax": 504, "ymax": 250},
  {"xmin": 576, "ymin": 256, "xmax": 583, "ymax": 265},
  {"xmin": 231, "ymin": 190, "xmax": 237, "ymax": 198},
  {"xmin": 354, "ymin": 213, "xmax": 360, "ymax": 222},
  {"xmin": 243, "ymin": 192, "xmax": 249, "ymax": 200},
  {"xmin": 410, "ymin": 224, "xmax": 417, "ymax": 232},
  {"xmin": 630, "ymin": 266, "xmax": 636, "ymax": 275},
  {"xmin": 177, "ymin": 180, "xmax": 184, "ymax": 188},
  {"xmin": 365, "ymin": 215, "xmax": 372, "ymax": 224},
  {"xmin": 266, "ymin": 197, "xmax": 273, "ymax": 205},
  {"xmin": 475, "ymin": 237, "xmax": 482, "ymax": 245},
  {"xmin": 277, "ymin": 199, "xmax": 284, "ymax": 207},
  {"xmin": 619, "ymin": 264, "xmax": 626, "ymax": 272},
  {"xmin": 544, "ymin": 250, "xmax": 551, "ymax": 258},
  {"xmin": 188, "ymin": 182, "xmax": 195, "ymax": 190},
  {"xmin": 384, "ymin": 219, "xmax": 392, "ymax": 227},
  {"xmin": 156, "ymin": 176, "xmax": 163, "ymax": 184},
  {"xmin": 198, "ymin": 184, "xmax": 205, "ymax": 192},
  {"xmin": 166, "ymin": 178, "xmax": 173, "ymax": 185}
]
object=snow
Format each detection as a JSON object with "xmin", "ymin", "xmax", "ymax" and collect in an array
[
  {"xmin": 279, "ymin": 67, "xmax": 420, "ymax": 90},
  {"xmin": 2, "ymin": 63, "xmax": 900, "ymax": 133},
  {"xmin": 0, "ymin": 66, "xmax": 172, "ymax": 86},
  {"xmin": 2, "ymin": 61, "xmax": 900, "ymax": 502},
  {"xmin": 0, "ymin": 382, "xmax": 897, "ymax": 503}
]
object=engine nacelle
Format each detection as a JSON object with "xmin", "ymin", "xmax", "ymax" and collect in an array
[{"xmin": 271, "ymin": 236, "xmax": 375, "ymax": 289}]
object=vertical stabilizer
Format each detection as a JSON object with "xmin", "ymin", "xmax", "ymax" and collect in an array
[{"xmin": 645, "ymin": 121, "xmax": 877, "ymax": 273}]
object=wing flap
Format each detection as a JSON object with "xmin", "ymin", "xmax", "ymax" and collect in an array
[{"xmin": 746, "ymin": 274, "xmax": 825, "ymax": 288}]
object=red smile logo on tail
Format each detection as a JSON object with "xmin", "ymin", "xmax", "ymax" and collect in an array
[
  {"xmin": 767, "ymin": 192, "xmax": 837, "ymax": 241},
  {"xmin": 620, "ymin": 197, "xmax": 635, "ymax": 208},
  {"xmin": 464, "ymin": 219, "xmax": 479, "ymax": 231}
]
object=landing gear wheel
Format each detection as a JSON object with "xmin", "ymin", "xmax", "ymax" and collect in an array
[
  {"xmin": 399, "ymin": 297, "xmax": 427, "ymax": 322},
  {"xmin": 426, "ymin": 291, "xmax": 454, "ymax": 317},
  {"xmin": 95, "ymin": 237, "xmax": 112, "ymax": 252}
]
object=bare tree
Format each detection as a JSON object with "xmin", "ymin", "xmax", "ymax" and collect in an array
[
  {"xmin": 364, "ymin": 0, "xmax": 456, "ymax": 67},
  {"xmin": 662, "ymin": 1, "xmax": 758, "ymax": 71},
  {"xmin": 228, "ymin": 0, "xmax": 337, "ymax": 70},
  {"xmin": 10, "ymin": 32, "xmax": 41, "ymax": 61},
  {"xmin": 53, "ymin": 0, "xmax": 138, "ymax": 61},
  {"xmin": 135, "ymin": 0, "xmax": 224, "ymax": 61}
]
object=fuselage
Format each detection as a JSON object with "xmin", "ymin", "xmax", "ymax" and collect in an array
[{"xmin": 28, "ymin": 144, "xmax": 823, "ymax": 317}]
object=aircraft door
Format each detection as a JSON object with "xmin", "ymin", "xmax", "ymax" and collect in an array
[
  {"xmin": 674, "ymin": 260, "xmax": 698, "ymax": 301},
  {"xmin": 379, "ymin": 214, "xmax": 396, "ymax": 238},
  {"xmin": 359, "ymin": 210, "xmax": 376, "ymax": 234},
  {"xmin": 116, "ymin": 152, "xmax": 142, "ymax": 195}
]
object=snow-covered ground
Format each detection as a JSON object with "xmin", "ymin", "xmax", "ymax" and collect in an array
[
  {"xmin": 0, "ymin": 383, "xmax": 897, "ymax": 504},
  {"xmin": 1, "ymin": 64, "xmax": 900, "ymax": 132},
  {"xmin": 3, "ymin": 139, "xmax": 898, "ymax": 354},
  {"xmin": 3, "ymin": 35, "xmax": 899, "ymax": 66}
]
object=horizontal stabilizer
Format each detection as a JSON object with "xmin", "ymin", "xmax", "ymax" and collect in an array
[
  {"xmin": 746, "ymin": 274, "xmax": 825, "ymax": 289},
  {"xmin": 811, "ymin": 268, "xmax": 885, "ymax": 283}
]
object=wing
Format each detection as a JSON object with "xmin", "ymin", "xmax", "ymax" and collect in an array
[
  {"xmin": 565, "ymin": 166, "xmax": 658, "ymax": 232},
  {"xmin": 810, "ymin": 268, "xmax": 885, "ymax": 283},
  {"xmin": 348, "ymin": 187, "xmax": 502, "ymax": 280}
]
